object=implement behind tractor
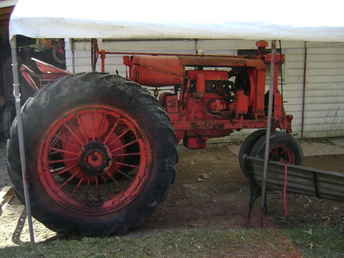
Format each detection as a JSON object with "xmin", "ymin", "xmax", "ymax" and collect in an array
[{"xmin": 7, "ymin": 41, "xmax": 303, "ymax": 236}]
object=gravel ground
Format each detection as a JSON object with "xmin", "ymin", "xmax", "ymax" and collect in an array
[{"xmin": 0, "ymin": 141, "xmax": 56, "ymax": 247}]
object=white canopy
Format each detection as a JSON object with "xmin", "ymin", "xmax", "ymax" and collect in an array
[{"xmin": 9, "ymin": 0, "xmax": 344, "ymax": 42}]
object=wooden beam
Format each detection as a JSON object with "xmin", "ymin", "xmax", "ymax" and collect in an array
[
  {"xmin": 0, "ymin": 13, "xmax": 11, "ymax": 22},
  {"xmin": 0, "ymin": 6, "xmax": 12, "ymax": 36},
  {"xmin": 0, "ymin": 6, "xmax": 14, "ymax": 16},
  {"xmin": 0, "ymin": 21, "xmax": 9, "ymax": 26}
]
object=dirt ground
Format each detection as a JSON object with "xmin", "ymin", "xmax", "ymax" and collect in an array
[
  {"xmin": 0, "ymin": 141, "xmax": 343, "ymax": 256},
  {"xmin": 144, "ymin": 144, "xmax": 344, "ymax": 233}
]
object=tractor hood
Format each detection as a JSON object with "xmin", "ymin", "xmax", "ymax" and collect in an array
[{"xmin": 9, "ymin": 0, "xmax": 344, "ymax": 42}]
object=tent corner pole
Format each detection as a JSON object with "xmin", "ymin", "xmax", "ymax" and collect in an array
[
  {"xmin": 260, "ymin": 40, "xmax": 277, "ymax": 224},
  {"xmin": 10, "ymin": 36, "xmax": 35, "ymax": 244},
  {"xmin": 301, "ymin": 41, "xmax": 307, "ymax": 138}
]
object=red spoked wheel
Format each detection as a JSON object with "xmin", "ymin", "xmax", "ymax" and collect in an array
[
  {"xmin": 7, "ymin": 73, "xmax": 177, "ymax": 236},
  {"xmin": 248, "ymin": 131, "xmax": 303, "ymax": 187},
  {"xmin": 250, "ymin": 132, "xmax": 303, "ymax": 164},
  {"xmin": 39, "ymin": 105, "xmax": 150, "ymax": 215}
]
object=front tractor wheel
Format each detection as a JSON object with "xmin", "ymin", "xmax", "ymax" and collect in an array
[
  {"xmin": 244, "ymin": 131, "xmax": 303, "ymax": 190},
  {"xmin": 7, "ymin": 73, "xmax": 177, "ymax": 236},
  {"xmin": 238, "ymin": 129, "xmax": 266, "ymax": 178},
  {"xmin": 250, "ymin": 132, "xmax": 303, "ymax": 165}
]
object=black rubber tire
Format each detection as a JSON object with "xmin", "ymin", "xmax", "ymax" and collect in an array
[
  {"xmin": 1, "ymin": 57, "xmax": 14, "ymax": 105},
  {"xmin": 0, "ymin": 56, "xmax": 37, "ymax": 140},
  {"xmin": 238, "ymin": 129, "xmax": 266, "ymax": 178},
  {"xmin": 1, "ymin": 103, "xmax": 15, "ymax": 140},
  {"xmin": 0, "ymin": 57, "xmax": 14, "ymax": 142},
  {"xmin": 7, "ymin": 72, "xmax": 177, "ymax": 236},
  {"xmin": 248, "ymin": 131, "xmax": 303, "ymax": 188}
]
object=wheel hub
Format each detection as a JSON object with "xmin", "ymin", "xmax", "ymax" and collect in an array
[{"xmin": 80, "ymin": 142, "xmax": 111, "ymax": 177}]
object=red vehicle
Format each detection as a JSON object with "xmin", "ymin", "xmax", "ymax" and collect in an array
[{"xmin": 7, "ymin": 41, "xmax": 302, "ymax": 236}]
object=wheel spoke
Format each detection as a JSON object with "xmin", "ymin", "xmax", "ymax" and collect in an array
[
  {"xmin": 116, "ymin": 161, "xmax": 138, "ymax": 169},
  {"xmin": 50, "ymin": 131, "xmax": 64, "ymax": 146},
  {"xmin": 73, "ymin": 178, "xmax": 84, "ymax": 193},
  {"xmin": 110, "ymin": 139, "xmax": 138, "ymax": 154},
  {"xmin": 103, "ymin": 118, "xmax": 121, "ymax": 144},
  {"xmin": 91, "ymin": 111, "xmax": 97, "ymax": 141},
  {"xmin": 117, "ymin": 169, "xmax": 133, "ymax": 180},
  {"xmin": 48, "ymin": 157, "xmax": 79, "ymax": 164},
  {"xmin": 60, "ymin": 172, "xmax": 78, "ymax": 188},
  {"xmin": 77, "ymin": 114, "xmax": 89, "ymax": 142},
  {"xmin": 64, "ymin": 122, "xmax": 84, "ymax": 146},
  {"xmin": 115, "ymin": 152, "xmax": 140, "ymax": 157},
  {"xmin": 49, "ymin": 147, "xmax": 80, "ymax": 157},
  {"xmin": 106, "ymin": 173, "xmax": 120, "ymax": 187},
  {"xmin": 96, "ymin": 113, "xmax": 106, "ymax": 136},
  {"xmin": 107, "ymin": 128, "xmax": 131, "ymax": 146},
  {"xmin": 51, "ymin": 164, "xmax": 79, "ymax": 175}
]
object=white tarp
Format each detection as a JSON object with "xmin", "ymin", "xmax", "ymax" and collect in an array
[
  {"xmin": 9, "ymin": 0, "xmax": 344, "ymax": 42},
  {"xmin": 0, "ymin": 0, "xmax": 17, "ymax": 8}
]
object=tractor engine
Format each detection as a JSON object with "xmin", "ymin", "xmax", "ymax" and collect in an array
[
  {"xmin": 123, "ymin": 49, "xmax": 290, "ymax": 149},
  {"xmin": 159, "ymin": 69, "xmax": 250, "ymax": 149}
]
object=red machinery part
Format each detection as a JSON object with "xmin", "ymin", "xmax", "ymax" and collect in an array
[
  {"xmin": 187, "ymin": 70, "xmax": 228, "ymax": 81},
  {"xmin": 235, "ymin": 90, "xmax": 249, "ymax": 115},
  {"xmin": 20, "ymin": 58, "xmax": 71, "ymax": 90},
  {"xmin": 187, "ymin": 70, "xmax": 228, "ymax": 97},
  {"xmin": 20, "ymin": 65, "xmax": 39, "ymax": 90},
  {"xmin": 207, "ymin": 99, "xmax": 229, "ymax": 112},
  {"xmin": 183, "ymin": 135, "xmax": 207, "ymax": 149},
  {"xmin": 256, "ymin": 40, "xmax": 269, "ymax": 49},
  {"xmin": 123, "ymin": 55, "xmax": 183, "ymax": 86}
]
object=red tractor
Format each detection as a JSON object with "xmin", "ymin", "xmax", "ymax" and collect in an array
[{"xmin": 7, "ymin": 41, "xmax": 303, "ymax": 236}]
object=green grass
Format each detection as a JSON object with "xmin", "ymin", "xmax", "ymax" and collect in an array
[
  {"xmin": 1, "ymin": 223, "xmax": 343, "ymax": 258},
  {"xmin": 284, "ymin": 225, "xmax": 344, "ymax": 258},
  {"xmin": 0, "ymin": 227, "xmax": 296, "ymax": 258}
]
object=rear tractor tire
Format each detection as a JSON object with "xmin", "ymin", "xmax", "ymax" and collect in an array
[{"xmin": 7, "ymin": 73, "xmax": 177, "ymax": 236}]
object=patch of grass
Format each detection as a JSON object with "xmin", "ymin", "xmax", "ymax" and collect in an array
[
  {"xmin": 284, "ymin": 225, "xmax": 344, "ymax": 258},
  {"xmin": 0, "ymin": 227, "xmax": 297, "ymax": 258}
]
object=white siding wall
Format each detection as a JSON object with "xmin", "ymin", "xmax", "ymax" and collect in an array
[
  {"xmin": 65, "ymin": 39, "xmax": 344, "ymax": 138},
  {"xmin": 283, "ymin": 41, "xmax": 344, "ymax": 137}
]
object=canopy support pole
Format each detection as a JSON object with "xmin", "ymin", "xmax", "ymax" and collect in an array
[
  {"xmin": 260, "ymin": 40, "xmax": 277, "ymax": 223},
  {"xmin": 301, "ymin": 41, "xmax": 307, "ymax": 138},
  {"xmin": 10, "ymin": 37, "xmax": 35, "ymax": 244}
]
